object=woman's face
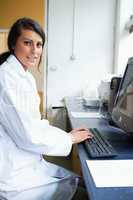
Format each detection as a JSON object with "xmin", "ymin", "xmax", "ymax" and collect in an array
[{"xmin": 14, "ymin": 29, "xmax": 43, "ymax": 70}]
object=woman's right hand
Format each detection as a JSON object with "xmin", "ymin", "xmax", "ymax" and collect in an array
[{"xmin": 69, "ymin": 127, "xmax": 93, "ymax": 144}]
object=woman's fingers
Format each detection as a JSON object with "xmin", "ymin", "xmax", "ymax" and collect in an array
[{"xmin": 70, "ymin": 128, "xmax": 93, "ymax": 144}]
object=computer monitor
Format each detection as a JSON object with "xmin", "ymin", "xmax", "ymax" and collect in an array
[{"xmin": 112, "ymin": 57, "xmax": 133, "ymax": 134}]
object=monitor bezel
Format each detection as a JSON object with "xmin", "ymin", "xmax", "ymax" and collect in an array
[{"xmin": 112, "ymin": 57, "xmax": 133, "ymax": 134}]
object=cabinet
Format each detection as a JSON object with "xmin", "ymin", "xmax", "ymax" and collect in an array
[
  {"xmin": 71, "ymin": 145, "xmax": 82, "ymax": 176},
  {"xmin": 0, "ymin": 31, "xmax": 8, "ymax": 53}
]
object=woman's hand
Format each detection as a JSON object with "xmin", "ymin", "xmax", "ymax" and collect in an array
[{"xmin": 69, "ymin": 127, "xmax": 93, "ymax": 144}]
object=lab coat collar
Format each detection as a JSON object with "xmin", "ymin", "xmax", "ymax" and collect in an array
[{"xmin": 7, "ymin": 55, "xmax": 29, "ymax": 77}]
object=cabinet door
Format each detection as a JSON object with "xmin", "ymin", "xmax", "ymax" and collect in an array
[
  {"xmin": 0, "ymin": 31, "xmax": 8, "ymax": 53},
  {"xmin": 72, "ymin": 145, "xmax": 82, "ymax": 176}
]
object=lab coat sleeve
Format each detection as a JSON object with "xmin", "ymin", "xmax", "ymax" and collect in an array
[{"xmin": 0, "ymin": 75, "xmax": 72, "ymax": 156}]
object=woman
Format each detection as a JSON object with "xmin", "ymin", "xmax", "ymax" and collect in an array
[{"xmin": 0, "ymin": 18, "xmax": 92, "ymax": 200}]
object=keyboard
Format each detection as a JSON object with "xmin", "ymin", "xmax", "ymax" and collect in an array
[{"xmin": 84, "ymin": 128, "xmax": 117, "ymax": 158}]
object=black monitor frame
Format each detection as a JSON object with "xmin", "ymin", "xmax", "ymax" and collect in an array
[{"xmin": 112, "ymin": 57, "xmax": 133, "ymax": 134}]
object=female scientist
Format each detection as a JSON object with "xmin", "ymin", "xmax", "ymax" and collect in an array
[{"xmin": 0, "ymin": 18, "xmax": 92, "ymax": 200}]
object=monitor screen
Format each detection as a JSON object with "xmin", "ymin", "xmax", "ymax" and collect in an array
[{"xmin": 112, "ymin": 57, "xmax": 133, "ymax": 134}]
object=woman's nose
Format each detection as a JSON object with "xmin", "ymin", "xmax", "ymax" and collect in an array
[{"xmin": 31, "ymin": 43, "xmax": 37, "ymax": 52}]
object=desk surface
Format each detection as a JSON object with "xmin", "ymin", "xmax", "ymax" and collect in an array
[{"xmin": 65, "ymin": 97, "xmax": 133, "ymax": 200}]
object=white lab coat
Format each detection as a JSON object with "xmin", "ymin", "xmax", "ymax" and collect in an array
[{"xmin": 0, "ymin": 55, "xmax": 79, "ymax": 200}]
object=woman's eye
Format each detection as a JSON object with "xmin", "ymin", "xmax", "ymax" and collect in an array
[
  {"xmin": 37, "ymin": 42, "xmax": 43, "ymax": 48},
  {"xmin": 23, "ymin": 40, "xmax": 43, "ymax": 48},
  {"xmin": 24, "ymin": 41, "xmax": 32, "ymax": 46}
]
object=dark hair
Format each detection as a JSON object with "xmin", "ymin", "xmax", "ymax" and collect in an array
[{"xmin": 0, "ymin": 17, "xmax": 45, "ymax": 65}]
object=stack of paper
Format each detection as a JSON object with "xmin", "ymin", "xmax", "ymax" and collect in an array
[
  {"xmin": 86, "ymin": 160, "xmax": 133, "ymax": 187},
  {"xmin": 71, "ymin": 111, "xmax": 102, "ymax": 118}
]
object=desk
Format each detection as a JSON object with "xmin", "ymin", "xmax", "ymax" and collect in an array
[{"xmin": 65, "ymin": 97, "xmax": 133, "ymax": 200}]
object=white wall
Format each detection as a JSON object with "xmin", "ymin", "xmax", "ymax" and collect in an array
[
  {"xmin": 116, "ymin": 0, "xmax": 133, "ymax": 75},
  {"xmin": 47, "ymin": 0, "xmax": 116, "ymax": 107}
]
